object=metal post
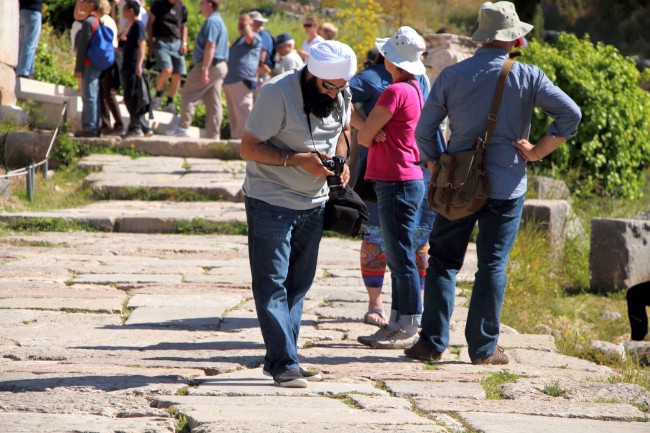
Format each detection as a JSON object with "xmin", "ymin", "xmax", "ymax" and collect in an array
[{"xmin": 27, "ymin": 164, "xmax": 35, "ymax": 202}]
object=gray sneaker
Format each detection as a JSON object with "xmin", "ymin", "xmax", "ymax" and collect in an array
[
  {"xmin": 370, "ymin": 328, "xmax": 418, "ymax": 349},
  {"xmin": 357, "ymin": 325, "xmax": 400, "ymax": 347},
  {"xmin": 273, "ymin": 369, "xmax": 308, "ymax": 388}
]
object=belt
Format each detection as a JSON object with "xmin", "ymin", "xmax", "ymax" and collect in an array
[
  {"xmin": 157, "ymin": 36, "xmax": 178, "ymax": 42},
  {"xmin": 212, "ymin": 58, "xmax": 225, "ymax": 66}
]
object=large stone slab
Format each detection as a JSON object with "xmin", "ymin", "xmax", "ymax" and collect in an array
[
  {"xmin": 153, "ymin": 395, "xmax": 436, "ymax": 428},
  {"xmin": 590, "ymin": 217, "xmax": 650, "ymax": 291},
  {"xmin": 414, "ymin": 397, "xmax": 644, "ymax": 420},
  {"xmin": 385, "ymin": 380, "xmax": 485, "ymax": 399},
  {"xmin": 0, "ymin": 413, "xmax": 175, "ymax": 433},
  {"xmin": 458, "ymin": 412, "xmax": 649, "ymax": 433}
]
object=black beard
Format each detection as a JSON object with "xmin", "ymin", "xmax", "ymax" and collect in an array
[{"xmin": 304, "ymin": 76, "xmax": 339, "ymax": 119}]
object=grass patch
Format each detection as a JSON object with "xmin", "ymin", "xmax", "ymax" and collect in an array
[
  {"xmin": 592, "ymin": 397, "xmax": 621, "ymax": 404},
  {"xmin": 329, "ymin": 393, "xmax": 363, "ymax": 409},
  {"xmin": 94, "ymin": 187, "xmax": 216, "ymax": 202},
  {"xmin": 166, "ymin": 407, "xmax": 190, "ymax": 433},
  {"xmin": 607, "ymin": 355, "xmax": 650, "ymax": 392},
  {"xmin": 174, "ymin": 219, "xmax": 248, "ymax": 235},
  {"xmin": 1, "ymin": 165, "xmax": 94, "ymax": 213},
  {"xmin": 480, "ymin": 370, "xmax": 520, "ymax": 400},
  {"xmin": 0, "ymin": 218, "xmax": 98, "ymax": 233},
  {"xmin": 423, "ymin": 361, "xmax": 439, "ymax": 370},
  {"xmin": 539, "ymin": 382, "xmax": 568, "ymax": 397},
  {"xmin": 175, "ymin": 386, "xmax": 189, "ymax": 396}
]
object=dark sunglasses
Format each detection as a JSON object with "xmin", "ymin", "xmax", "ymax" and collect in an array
[
  {"xmin": 303, "ymin": 23, "xmax": 314, "ymax": 28},
  {"xmin": 321, "ymin": 80, "xmax": 348, "ymax": 93}
]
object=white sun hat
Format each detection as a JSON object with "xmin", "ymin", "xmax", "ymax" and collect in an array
[
  {"xmin": 472, "ymin": 1, "xmax": 533, "ymax": 43},
  {"xmin": 375, "ymin": 26, "xmax": 426, "ymax": 76}
]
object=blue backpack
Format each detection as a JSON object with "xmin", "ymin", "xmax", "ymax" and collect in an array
[{"xmin": 87, "ymin": 16, "xmax": 115, "ymax": 71}]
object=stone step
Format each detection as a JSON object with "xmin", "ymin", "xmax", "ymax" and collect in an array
[
  {"xmin": 0, "ymin": 200, "xmax": 247, "ymax": 232},
  {"xmin": 79, "ymin": 154, "xmax": 246, "ymax": 201}
]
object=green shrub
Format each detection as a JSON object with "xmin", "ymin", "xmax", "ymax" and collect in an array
[
  {"xmin": 33, "ymin": 24, "xmax": 76, "ymax": 88},
  {"xmin": 520, "ymin": 33, "xmax": 650, "ymax": 199}
]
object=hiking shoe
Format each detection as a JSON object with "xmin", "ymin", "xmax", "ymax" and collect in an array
[
  {"xmin": 273, "ymin": 369, "xmax": 308, "ymax": 388},
  {"xmin": 471, "ymin": 346, "xmax": 509, "ymax": 365},
  {"xmin": 370, "ymin": 328, "xmax": 418, "ymax": 349},
  {"xmin": 264, "ymin": 367, "xmax": 322, "ymax": 382},
  {"xmin": 152, "ymin": 96, "xmax": 162, "ymax": 110},
  {"xmin": 404, "ymin": 335, "xmax": 443, "ymax": 361},
  {"xmin": 164, "ymin": 102, "xmax": 177, "ymax": 114}
]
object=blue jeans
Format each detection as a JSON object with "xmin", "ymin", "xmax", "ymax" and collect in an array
[
  {"xmin": 374, "ymin": 180, "xmax": 425, "ymax": 325},
  {"xmin": 420, "ymin": 195, "xmax": 525, "ymax": 358},
  {"xmin": 245, "ymin": 196, "xmax": 324, "ymax": 376},
  {"xmin": 81, "ymin": 65, "xmax": 103, "ymax": 131},
  {"xmin": 17, "ymin": 10, "xmax": 42, "ymax": 77}
]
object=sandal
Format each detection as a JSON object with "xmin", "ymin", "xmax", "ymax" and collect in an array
[{"xmin": 363, "ymin": 308, "xmax": 387, "ymax": 327}]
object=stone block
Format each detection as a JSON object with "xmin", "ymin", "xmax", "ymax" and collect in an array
[
  {"xmin": 0, "ymin": 1, "xmax": 18, "ymax": 67},
  {"xmin": 522, "ymin": 199, "xmax": 570, "ymax": 252},
  {"xmin": 528, "ymin": 175, "xmax": 571, "ymax": 199},
  {"xmin": 3, "ymin": 131, "xmax": 53, "ymax": 169},
  {"xmin": 590, "ymin": 217, "xmax": 650, "ymax": 292}
]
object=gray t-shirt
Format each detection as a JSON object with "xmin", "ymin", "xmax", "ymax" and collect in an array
[{"xmin": 243, "ymin": 67, "xmax": 351, "ymax": 210}]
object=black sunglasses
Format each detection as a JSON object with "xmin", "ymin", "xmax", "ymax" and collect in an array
[
  {"xmin": 321, "ymin": 80, "xmax": 348, "ymax": 93},
  {"xmin": 303, "ymin": 23, "xmax": 313, "ymax": 28}
]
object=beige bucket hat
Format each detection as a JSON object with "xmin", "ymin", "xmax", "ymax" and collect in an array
[
  {"xmin": 375, "ymin": 26, "xmax": 426, "ymax": 76},
  {"xmin": 472, "ymin": 2, "xmax": 533, "ymax": 43}
]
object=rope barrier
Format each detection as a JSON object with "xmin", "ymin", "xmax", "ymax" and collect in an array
[{"xmin": 1, "ymin": 101, "xmax": 68, "ymax": 201}]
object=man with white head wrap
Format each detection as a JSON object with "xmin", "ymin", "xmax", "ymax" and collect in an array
[{"xmin": 240, "ymin": 41, "xmax": 356, "ymax": 388}]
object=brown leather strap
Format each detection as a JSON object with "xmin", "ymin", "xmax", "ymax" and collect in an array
[{"xmin": 483, "ymin": 58, "xmax": 513, "ymax": 145}]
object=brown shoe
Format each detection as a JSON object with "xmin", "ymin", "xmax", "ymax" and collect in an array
[
  {"xmin": 471, "ymin": 346, "xmax": 509, "ymax": 365},
  {"xmin": 403, "ymin": 334, "xmax": 443, "ymax": 361}
]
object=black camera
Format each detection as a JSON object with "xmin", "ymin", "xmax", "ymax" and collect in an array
[{"xmin": 321, "ymin": 155, "xmax": 346, "ymax": 196}]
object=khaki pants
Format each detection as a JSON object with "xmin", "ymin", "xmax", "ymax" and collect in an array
[
  {"xmin": 179, "ymin": 61, "xmax": 228, "ymax": 139},
  {"xmin": 223, "ymin": 81, "xmax": 254, "ymax": 140}
]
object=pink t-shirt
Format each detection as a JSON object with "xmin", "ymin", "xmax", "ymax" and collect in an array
[{"xmin": 365, "ymin": 80, "xmax": 424, "ymax": 181}]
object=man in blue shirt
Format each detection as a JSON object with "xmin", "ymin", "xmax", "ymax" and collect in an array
[
  {"xmin": 167, "ymin": 0, "xmax": 228, "ymax": 139},
  {"xmin": 223, "ymin": 13, "xmax": 262, "ymax": 139},
  {"xmin": 407, "ymin": 1, "xmax": 581, "ymax": 365}
]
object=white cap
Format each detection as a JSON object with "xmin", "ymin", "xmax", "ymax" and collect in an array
[{"xmin": 307, "ymin": 41, "xmax": 357, "ymax": 82}]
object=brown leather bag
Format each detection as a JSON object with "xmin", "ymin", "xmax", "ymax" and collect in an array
[{"xmin": 428, "ymin": 59, "xmax": 513, "ymax": 220}]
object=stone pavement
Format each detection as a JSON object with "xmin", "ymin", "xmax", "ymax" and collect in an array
[{"xmin": 0, "ymin": 153, "xmax": 649, "ymax": 432}]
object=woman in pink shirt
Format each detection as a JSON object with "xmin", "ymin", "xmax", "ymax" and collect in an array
[{"xmin": 356, "ymin": 26, "xmax": 426, "ymax": 349}]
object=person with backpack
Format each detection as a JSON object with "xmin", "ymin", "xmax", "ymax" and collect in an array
[
  {"xmin": 74, "ymin": 0, "xmax": 115, "ymax": 137},
  {"xmin": 98, "ymin": 0, "xmax": 124, "ymax": 135}
]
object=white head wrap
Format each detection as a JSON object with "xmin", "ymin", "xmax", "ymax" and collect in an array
[{"xmin": 307, "ymin": 41, "xmax": 357, "ymax": 82}]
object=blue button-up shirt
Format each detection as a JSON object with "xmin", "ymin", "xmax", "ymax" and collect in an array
[
  {"xmin": 193, "ymin": 12, "xmax": 229, "ymax": 64},
  {"xmin": 416, "ymin": 46, "xmax": 581, "ymax": 200}
]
